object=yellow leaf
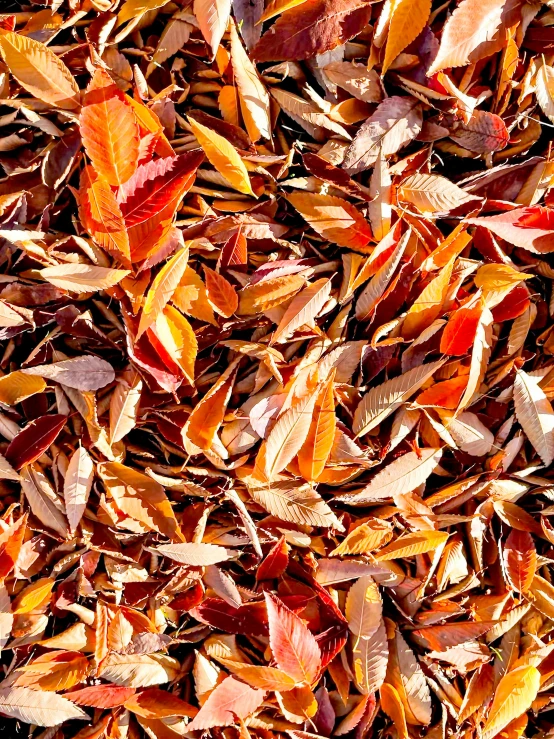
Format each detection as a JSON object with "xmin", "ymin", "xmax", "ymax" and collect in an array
[
  {"xmin": 0, "ymin": 372, "xmax": 46, "ymax": 405},
  {"xmin": 155, "ymin": 304, "xmax": 197, "ymax": 385},
  {"xmin": 137, "ymin": 246, "xmax": 189, "ymax": 339},
  {"xmin": 329, "ymin": 521, "xmax": 393, "ymax": 556},
  {"xmin": 383, "ymin": 0, "xmax": 432, "ymax": 74},
  {"xmin": 0, "ymin": 31, "xmax": 79, "ymax": 110},
  {"xmin": 474, "ymin": 263, "xmax": 532, "ymax": 290},
  {"xmin": 381, "ymin": 684, "xmax": 409, "ymax": 739},
  {"xmin": 258, "ymin": 0, "xmax": 308, "ymax": 23},
  {"xmin": 375, "ymin": 530, "xmax": 449, "ymax": 560},
  {"xmin": 482, "ymin": 666, "xmax": 540, "ymax": 739},
  {"xmin": 188, "ymin": 116, "xmax": 255, "ymax": 196},
  {"xmin": 13, "ymin": 577, "xmax": 55, "ymax": 614},
  {"xmin": 402, "ymin": 258, "xmax": 455, "ymax": 339},
  {"xmin": 117, "ymin": 0, "xmax": 172, "ymax": 26},
  {"xmin": 238, "ymin": 274, "xmax": 306, "ymax": 315},
  {"xmin": 230, "ymin": 20, "xmax": 271, "ymax": 141}
]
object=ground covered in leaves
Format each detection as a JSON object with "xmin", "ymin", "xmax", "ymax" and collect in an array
[{"xmin": 0, "ymin": 0, "xmax": 554, "ymax": 736}]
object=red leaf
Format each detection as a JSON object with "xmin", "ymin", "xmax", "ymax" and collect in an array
[
  {"xmin": 251, "ymin": 0, "xmax": 373, "ymax": 62},
  {"xmin": 6, "ymin": 414, "xmax": 67, "ymax": 469},
  {"xmin": 64, "ymin": 685, "xmax": 136, "ymax": 709},
  {"xmin": 119, "ymin": 152, "xmax": 204, "ymax": 227},
  {"xmin": 256, "ymin": 535, "xmax": 289, "ymax": 581},
  {"xmin": 440, "ymin": 304, "xmax": 483, "ymax": 355}
]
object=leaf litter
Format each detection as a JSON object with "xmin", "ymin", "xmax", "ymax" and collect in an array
[{"xmin": 0, "ymin": 0, "xmax": 552, "ymax": 736}]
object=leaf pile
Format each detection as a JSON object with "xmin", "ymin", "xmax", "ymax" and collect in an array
[{"xmin": 0, "ymin": 0, "xmax": 554, "ymax": 736}]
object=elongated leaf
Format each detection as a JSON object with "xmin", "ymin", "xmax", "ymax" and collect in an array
[
  {"xmin": 265, "ymin": 592, "xmax": 321, "ymax": 684},
  {"xmin": 287, "ymin": 194, "xmax": 372, "ymax": 252},
  {"xmin": 63, "ymin": 446, "xmax": 94, "ymax": 532},
  {"xmin": 22, "ymin": 356, "xmax": 115, "ymax": 391},
  {"xmin": 482, "ymin": 666, "xmax": 540, "ymax": 739},
  {"xmin": 272, "ymin": 278, "xmax": 333, "ymax": 343},
  {"xmin": 353, "ymin": 360, "xmax": 444, "ymax": 438},
  {"xmin": 80, "ymin": 68, "xmax": 139, "ymax": 186},
  {"xmin": 383, "ymin": 0, "xmax": 431, "ymax": 74},
  {"xmin": 251, "ymin": 0, "xmax": 373, "ymax": 62},
  {"xmin": 337, "ymin": 448, "xmax": 442, "ymax": 505},
  {"xmin": 230, "ymin": 22, "xmax": 271, "ymax": 141},
  {"xmin": 188, "ymin": 116, "xmax": 255, "ymax": 196},
  {"xmin": 513, "ymin": 369, "xmax": 554, "ymax": 466},
  {"xmin": 0, "ymin": 32, "xmax": 79, "ymax": 110},
  {"xmin": 40, "ymin": 264, "xmax": 130, "ymax": 292},
  {"xmin": 0, "ymin": 687, "xmax": 87, "ymax": 726},
  {"xmin": 375, "ymin": 530, "xmax": 449, "ymax": 560},
  {"xmin": 428, "ymin": 0, "xmax": 507, "ymax": 75},
  {"xmin": 264, "ymin": 391, "xmax": 318, "ymax": 478},
  {"xmin": 137, "ymin": 247, "xmax": 189, "ymax": 338},
  {"xmin": 298, "ymin": 376, "xmax": 336, "ymax": 481},
  {"xmin": 187, "ymin": 675, "xmax": 265, "ymax": 730},
  {"xmin": 247, "ymin": 479, "xmax": 343, "ymax": 529},
  {"xmin": 155, "ymin": 542, "xmax": 232, "ymax": 565},
  {"xmin": 398, "ymin": 174, "xmax": 478, "ymax": 214},
  {"xmin": 343, "ymin": 96, "xmax": 422, "ymax": 174}
]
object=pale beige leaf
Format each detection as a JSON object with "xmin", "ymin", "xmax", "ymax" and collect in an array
[
  {"xmin": 155, "ymin": 542, "xmax": 232, "ymax": 565},
  {"xmin": 398, "ymin": 174, "xmax": 478, "ymax": 214},
  {"xmin": 352, "ymin": 621, "xmax": 388, "ymax": 695},
  {"xmin": 22, "ymin": 356, "xmax": 115, "ymax": 391},
  {"xmin": 63, "ymin": 446, "xmax": 94, "ymax": 533},
  {"xmin": 271, "ymin": 278, "xmax": 332, "ymax": 344},
  {"xmin": 323, "ymin": 61, "xmax": 382, "ymax": 103},
  {"xmin": 513, "ymin": 369, "xmax": 554, "ymax": 466},
  {"xmin": 99, "ymin": 653, "xmax": 180, "ymax": 687},
  {"xmin": 0, "ymin": 687, "xmax": 87, "ymax": 727},
  {"xmin": 353, "ymin": 360, "xmax": 444, "ymax": 438},
  {"xmin": 40, "ymin": 264, "xmax": 130, "ymax": 293},
  {"xmin": 536, "ymin": 64, "xmax": 554, "ymax": 124},
  {"xmin": 20, "ymin": 465, "xmax": 68, "ymax": 538},
  {"xmin": 194, "ymin": 0, "xmax": 231, "ymax": 57},
  {"xmin": 109, "ymin": 369, "xmax": 143, "ymax": 444},
  {"xmin": 247, "ymin": 478, "xmax": 343, "ymax": 530},
  {"xmin": 264, "ymin": 391, "xmax": 318, "ymax": 478},
  {"xmin": 336, "ymin": 448, "xmax": 443, "ymax": 505},
  {"xmin": 343, "ymin": 96, "xmax": 422, "ymax": 174}
]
